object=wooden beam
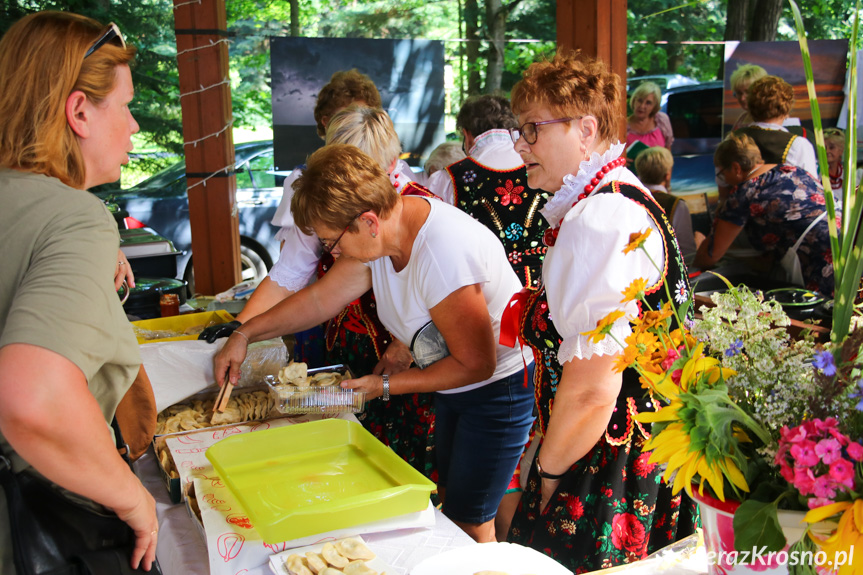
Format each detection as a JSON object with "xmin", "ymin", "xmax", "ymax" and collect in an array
[
  {"xmin": 173, "ymin": 0, "xmax": 240, "ymax": 295},
  {"xmin": 557, "ymin": 0, "xmax": 628, "ymax": 143}
]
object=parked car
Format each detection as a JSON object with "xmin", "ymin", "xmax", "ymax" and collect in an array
[
  {"xmin": 94, "ymin": 141, "xmax": 284, "ymax": 293},
  {"xmin": 660, "ymin": 80, "xmax": 724, "ymax": 234}
]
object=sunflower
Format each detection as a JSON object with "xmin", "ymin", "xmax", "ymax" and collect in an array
[{"xmin": 804, "ymin": 499, "xmax": 863, "ymax": 575}]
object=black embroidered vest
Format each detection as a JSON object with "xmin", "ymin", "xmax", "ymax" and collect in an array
[{"xmin": 446, "ymin": 158, "xmax": 548, "ymax": 288}]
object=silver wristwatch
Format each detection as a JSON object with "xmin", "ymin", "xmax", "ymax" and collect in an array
[{"xmin": 381, "ymin": 374, "xmax": 390, "ymax": 402}]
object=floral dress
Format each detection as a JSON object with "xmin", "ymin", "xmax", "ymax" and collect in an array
[
  {"xmin": 318, "ymin": 180, "xmax": 438, "ymax": 480},
  {"xmin": 716, "ymin": 164, "xmax": 835, "ymax": 296},
  {"xmin": 507, "ymin": 148, "xmax": 698, "ymax": 573}
]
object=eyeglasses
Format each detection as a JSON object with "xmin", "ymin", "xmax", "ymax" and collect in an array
[
  {"xmin": 715, "ymin": 166, "xmax": 728, "ymax": 178},
  {"xmin": 319, "ymin": 212, "xmax": 365, "ymax": 254},
  {"xmin": 509, "ymin": 117, "xmax": 579, "ymax": 145},
  {"xmin": 84, "ymin": 23, "xmax": 125, "ymax": 59}
]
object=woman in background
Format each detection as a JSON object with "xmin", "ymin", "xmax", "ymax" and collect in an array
[
  {"xmin": 0, "ymin": 11, "xmax": 157, "ymax": 573},
  {"xmin": 695, "ymin": 133, "xmax": 834, "ymax": 295},
  {"xmin": 729, "ymin": 63, "xmax": 767, "ymax": 131},
  {"xmin": 626, "ymin": 81, "xmax": 674, "ymax": 151}
]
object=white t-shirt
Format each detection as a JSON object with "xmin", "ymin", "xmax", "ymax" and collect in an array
[
  {"xmin": 267, "ymin": 161, "xmax": 417, "ymax": 292},
  {"xmin": 366, "ymin": 197, "xmax": 532, "ymax": 393},
  {"xmin": 540, "ymin": 143, "xmax": 664, "ymax": 366}
]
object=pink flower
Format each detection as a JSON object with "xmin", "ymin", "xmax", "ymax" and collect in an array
[
  {"xmin": 790, "ymin": 440, "xmax": 820, "ymax": 467},
  {"xmin": 847, "ymin": 442, "xmax": 863, "ymax": 462},
  {"xmin": 661, "ymin": 347, "xmax": 681, "ymax": 371},
  {"xmin": 815, "ymin": 417, "xmax": 839, "ymax": 432},
  {"xmin": 827, "ymin": 427, "xmax": 850, "ymax": 446},
  {"xmin": 812, "ymin": 475, "xmax": 837, "ymax": 499},
  {"xmin": 828, "ymin": 458, "xmax": 856, "ymax": 489},
  {"xmin": 808, "ymin": 496, "xmax": 836, "ymax": 510},
  {"xmin": 781, "ymin": 424, "xmax": 809, "ymax": 444},
  {"xmin": 815, "ymin": 438, "xmax": 843, "ymax": 464},
  {"xmin": 793, "ymin": 466, "xmax": 816, "ymax": 494},
  {"xmin": 671, "ymin": 369, "xmax": 682, "ymax": 385}
]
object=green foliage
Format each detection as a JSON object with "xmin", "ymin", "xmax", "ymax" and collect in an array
[{"xmin": 733, "ymin": 498, "xmax": 787, "ymax": 553}]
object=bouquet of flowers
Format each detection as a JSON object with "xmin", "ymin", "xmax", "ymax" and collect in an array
[{"xmin": 581, "ymin": 2, "xmax": 861, "ymax": 571}]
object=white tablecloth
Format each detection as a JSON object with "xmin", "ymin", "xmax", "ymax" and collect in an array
[{"xmin": 137, "ymin": 448, "xmax": 476, "ymax": 575}]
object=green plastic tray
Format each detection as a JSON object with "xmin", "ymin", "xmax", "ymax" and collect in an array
[{"xmin": 205, "ymin": 418, "xmax": 435, "ymax": 543}]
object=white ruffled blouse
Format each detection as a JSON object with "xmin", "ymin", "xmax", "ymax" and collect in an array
[{"xmin": 541, "ymin": 143, "xmax": 665, "ymax": 365}]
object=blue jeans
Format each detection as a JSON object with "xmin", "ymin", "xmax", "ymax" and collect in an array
[{"xmin": 434, "ymin": 363, "xmax": 535, "ymax": 523}]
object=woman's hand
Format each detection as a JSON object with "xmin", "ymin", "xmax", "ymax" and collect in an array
[
  {"xmin": 115, "ymin": 249, "xmax": 135, "ymax": 291},
  {"xmin": 374, "ymin": 339, "xmax": 413, "ymax": 376},
  {"xmin": 540, "ymin": 476, "xmax": 561, "ymax": 514},
  {"xmin": 213, "ymin": 332, "xmax": 249, "ymax": 386},
  {"xmin": 341, "ymin": 374, "xmax": 385, "ymax": 400},
  {"xmin": 111, "ymin": 480, "xmax": 158, "ymax": 571}
]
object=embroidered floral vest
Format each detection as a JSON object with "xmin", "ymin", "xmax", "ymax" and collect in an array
[
  {"xmin": 519, "ymin": 182, "xmax": 690, "ymax": 441},
  {"xmin": 446, "ymin": 158, "xmax": 548, "ymax": 288}
]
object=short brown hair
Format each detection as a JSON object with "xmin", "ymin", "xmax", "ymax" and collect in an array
[
  {"xmin": 747, "ymin": 75, "xmax": 794, "ymax": 123},
  {"xmin": 715, "ymin": 132, "xmax": 763, "ymax": 173},
  {"xmin": 510, "ymin": 51, "xmax": 621, "ymax": 145},
  {"xmin": 635, "ymin": 146, "xmax": 673, "ymax": 186},
  {"xmin": 456, "ymin": 94, "xmax": 517, "ymax": 135},
  {"xmin": 629, "ymin": 82, "xmax": 662, "ymax": 118},
  {"xmin": 292, "ymin": 144, "xmax": 399, "ymax": 235},
  {"xmin": 0, "ymin": 11, "xmax": 136, "ymax": 188},
  {"xmin": 313, "ymin": 69, "xmax": 382, "ymax": 139}
]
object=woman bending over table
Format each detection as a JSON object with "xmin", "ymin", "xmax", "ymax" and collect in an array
[{"xmin": 213, "ymin": 144, "xmax": 535, "ymax": 543}]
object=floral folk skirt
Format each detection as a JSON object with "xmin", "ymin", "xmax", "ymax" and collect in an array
[{"xmin": 507, "ymin": 432, "xmax": 699, "ymax": 573}]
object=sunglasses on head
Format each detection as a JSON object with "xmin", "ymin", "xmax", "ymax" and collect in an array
[{"xmin": 84, "ymin": 22, "xmax": 125, "ymax": 59}]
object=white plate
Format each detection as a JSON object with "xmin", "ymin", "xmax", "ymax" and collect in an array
[
  {"xmin": 410, "ymin": 542, "xmax": 573, "ymax": 575},
  {"xmin": 269, "ymin": 535, "xmax": 393, "ymax": 574}
]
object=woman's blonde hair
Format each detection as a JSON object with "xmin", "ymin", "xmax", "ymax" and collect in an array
[
  {"xmin": 292, "ymin": 144, "xmax": 400, "ymax": 235},
  {"xmin": 0, "ymin": 12, "xmax": 136, "ymax": 189},
  {"xmin": 510, "ymin": 50, "xmax": 621, "ymax": 145},
  {"xmin": 635, "ymin": 146, "xmax": 673, "ymax": 186},
  {"xmin": 824, "ymin": 127, "xmax": 845, "ymax": 149},
  {"xmin": 325, "ymin": 106, "xmax": 402, "ymax": 172},
  {"xmin": 715, "ymin": 132, "xmax": 763, "ymax": 173},
  {"xmin": 747, "ymin": 75, "xmax": 794, "ymax": 123},
  {"xmin": 730, "ymin": 63, "xmax": 767, "ymax": 94},
  {"xmin": 629, "ymin": 81, "xmax": 662, "ymax": 118}
]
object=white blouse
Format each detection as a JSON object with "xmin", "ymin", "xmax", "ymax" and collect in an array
[{"xmin": 541, "ymin": 143, "xmax": 665, "ymax": 365}]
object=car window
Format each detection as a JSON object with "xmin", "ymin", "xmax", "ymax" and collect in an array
[
  {"xmin": 249, "ymin": 151, "xmax": 276, "ymax": 189},
  {"xmin": 665, "ymin": 84, "xmax": 723, "ymax": 141}
]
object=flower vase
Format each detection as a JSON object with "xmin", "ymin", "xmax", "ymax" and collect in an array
[{"xmin": 692, "ymin": 489, "xmax": 837, "ymax": 575}]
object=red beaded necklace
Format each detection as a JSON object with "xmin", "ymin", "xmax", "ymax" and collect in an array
[{"xmin": 542, "ymin": 156, "xmax": 627, "ymax": 247}]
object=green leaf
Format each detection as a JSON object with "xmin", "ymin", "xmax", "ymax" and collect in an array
[
  {"xmin": 787, "ymin": 534, "xmax": 819, "ymax": 575},
  {"xmin": 733, "ymin": 499, "xmax": 787, "ymax": 553}
]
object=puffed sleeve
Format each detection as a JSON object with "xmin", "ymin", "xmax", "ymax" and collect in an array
[
  {"xmin": 267, "ymin": 225, "xmax": 321, "ymax": 292},
  {"xmin": 271, "ymin": 170, "xmax": 302, "ymax": 243},
  {"xmin": 544, "ymin": 193, "xmax": 664, "ymax": 365}
]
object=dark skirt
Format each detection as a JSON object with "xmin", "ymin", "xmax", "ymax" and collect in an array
[{"xmin": 507, "ymin": 419, "xmax": 699, "ymax": 573}]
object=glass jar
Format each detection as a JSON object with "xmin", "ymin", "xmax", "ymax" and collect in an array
[{"xmin": 159, "ymin": 293, "xmax": 180, "ymax": 317}]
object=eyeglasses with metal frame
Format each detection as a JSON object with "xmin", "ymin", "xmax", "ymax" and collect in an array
[
  {"xmin": 509, "ymin": 117, "xmax": 577, "ymax": 145},
  {"xmin": 319, "ymin": 212, "xmax": 365, "ymax": 254}
]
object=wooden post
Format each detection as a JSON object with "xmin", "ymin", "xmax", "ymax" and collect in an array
[
  {"xmin": 557, "ymin": 0, "xmax": 628, "ymax": 143},
  {"xmin": 173, "ymin": 0, "xmax": 240, "ymax": 295}
]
